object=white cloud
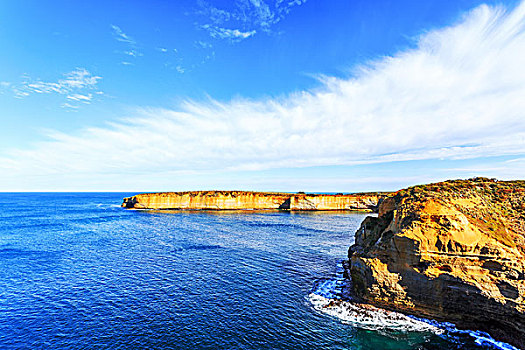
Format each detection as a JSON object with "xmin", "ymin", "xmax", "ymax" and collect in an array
[
  {"xmin": 59, "ymin": 69, "xmax": 101, "ymax": 90},
  {"xmin": 61, "ymin": 102, "xmax": 80, "ymax": 110},
  {"xmin": 67, "ymin": 93, "xmax": 92, "ymax": 102},
  {"xmin": 196, "ymin": 0, "xmax": 306, "ymax": 41},
  {"xmin": 202, "ymin": 25, "xmax": 256, "ymax": 41},
  {"xmin": 9, "ymin": 68, "xmax": 102, "ymax": 108},
  {"xmin": 111, "ymin": 25, "xmax": 136, "ymax": 45},
  {"xmin": 13, "ymin": 91, "xmax": 30, "ymax": 98},
  {"xmin": 124, "ymin": 50, "xmax": 142, "ymax": 57},
  {"xmin": 111, "ymin": 25, "xmax": 143, "ymax": 61},
  {"xmin": 195, "ymin": 40, "xmax": 213, "ymax": 49},
  {"xmin": 1, "ymin": 1, "xmax": 525, "ymax": 190},
  {"xmin": 440, "ymin": 158, "xmax": 525, "ymax": 180},
  {"xmin": 0, "ymin": 81, "xmax": 11, "ymax": 95}
]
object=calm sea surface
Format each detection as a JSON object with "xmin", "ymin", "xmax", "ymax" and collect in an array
[{"xmin": 0, "ymin": 193, "xmax": 505, "ymax": 349}]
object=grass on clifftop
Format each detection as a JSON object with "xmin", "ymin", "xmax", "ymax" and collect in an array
[{"xmin": 393, "ymin": 177, "xmax": 525, "ymax": 249}]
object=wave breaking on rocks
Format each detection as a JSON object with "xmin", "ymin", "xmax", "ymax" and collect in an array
[{"xmin": 309, "ymin": 261, "xmax": 519, "ymax": 350}]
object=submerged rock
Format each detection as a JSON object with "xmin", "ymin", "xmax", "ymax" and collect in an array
[{"xmin": 349, "ymin": 178, "xmax": 525, "ymax": 349}]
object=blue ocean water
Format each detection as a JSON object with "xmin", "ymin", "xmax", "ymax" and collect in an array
[{"xmin": 0, "ymin": 193, "xmax": 513, "ymax": 349}]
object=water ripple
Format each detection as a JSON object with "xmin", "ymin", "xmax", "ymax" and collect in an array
[{"xmin": 0, "ymin": 193, "xmax": 505, "ymax": 349}]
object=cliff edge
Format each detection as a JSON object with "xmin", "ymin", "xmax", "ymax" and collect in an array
[
  {"xmin": 122, "ymin": 191, "xmax": 388, "ymax": 211},
  {"xmin": 348, "ymin": 178, "xmax": 525, "ymax": 348}
]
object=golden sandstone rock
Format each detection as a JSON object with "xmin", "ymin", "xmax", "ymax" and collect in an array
[
  {"xmin": 122, "ymin": 190, "xmax": 387, "ymax": 211},
  {"xmin": 348, "ymin": 178, "xmax": 525, "ymax": 348}
]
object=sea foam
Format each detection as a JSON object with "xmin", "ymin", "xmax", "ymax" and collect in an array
[{"xmin": 309, "ymin": 261, "xmax": 519, "ymax": 350}]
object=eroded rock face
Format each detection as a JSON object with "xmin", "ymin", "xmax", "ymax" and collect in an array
[
  {"xmin": 349, "ymin": 178, "xmax": 525, "ymax": 349},
  {"xmin": 122, "ymin": 191, "xmax": 387, "ymax": 211}
]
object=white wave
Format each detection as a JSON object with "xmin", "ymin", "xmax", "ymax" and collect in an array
[
  {"xmin": 309, "ymin": 261, "xmax": 520, "ymax": 350},
  {"xmin": 308, "ymin": 262, "xmax": 441, "ymax": 332},
  {"xmin": 309, "ymin": 293, "xmax": 442, "ymax": 333},
  {"xmin": 439, "ymin": 325, "xmax": 520, "ymax": 350},
  {"xmin": 95, "ymin": 203, "xmax": 124, "ymax": 209}
]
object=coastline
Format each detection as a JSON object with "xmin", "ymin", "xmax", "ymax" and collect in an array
[
  {"xmin": 347, "ymin": 178, "xmax": 525, "ymax": 349},
  {"xmin": 120, "ymin": 179, "xmax": 525, "ymax": 349},
  {"xmin": 122, "ymin": 190, "xmax": 390, "ymax": 211}
]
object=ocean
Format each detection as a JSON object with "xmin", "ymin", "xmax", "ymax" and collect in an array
[{"xmin": 0, "ymin": 193, "xmax": 515, "ymax": 349}]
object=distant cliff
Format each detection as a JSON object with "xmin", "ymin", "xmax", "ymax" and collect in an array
[
  {"xmin": 348, "ymin": 178, "xmax": 525, "ymax": 349},
  {"xmin": 122, "ymin": 191, "xmax": 388, "ymax": 211}
]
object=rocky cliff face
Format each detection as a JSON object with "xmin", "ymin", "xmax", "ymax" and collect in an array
[
  {"xmin": 348, "ymin": 178, "xmax": 525, "ymax": 348},
  {"xmin": 122, "ymin": 191, "xmax": 386, "ymax": 211}
]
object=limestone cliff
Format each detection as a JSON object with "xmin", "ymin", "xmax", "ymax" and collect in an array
[
  {"xmin": 122, "ymin": 190, "xmax": 387, "ymax": 211},
  {"xmin": 348, "ymin": 178, "xmax": 525, "ymax": 348}
]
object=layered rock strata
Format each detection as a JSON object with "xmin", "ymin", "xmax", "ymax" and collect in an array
[
  {"xmin": 122, "ymin": 191, "xmax": 387, "ymax": 211},
  {"xmin": 348, "ymin": 178, "xmax": 525, "ymax": 349}
]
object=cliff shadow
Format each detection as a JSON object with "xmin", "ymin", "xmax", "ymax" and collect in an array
[
  {"xmin": 373, "ymin": 252, "xmax": 525, "ymax": 349},
  {"xmin": 278, "ymin": 198, "xmax": 291, "ymax": 210}
]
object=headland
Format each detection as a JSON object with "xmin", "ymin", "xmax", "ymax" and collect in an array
[
  {"xmin": 122, "ymin": 190, "xmax": 389, "ymax": 211},
  {"xmin": 348, "ymin": 178, "xmax": 525, "ymax": 349},
  {"xmin": 121, "ymin": 179, "xmax": 525, "ymax": 348}
]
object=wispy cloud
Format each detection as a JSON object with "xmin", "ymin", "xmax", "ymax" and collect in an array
[
  {"xmin": 202, "ymin": 25, "xmax": 256, "ymax": 40},
  {"xmin": 0, "ymin": 81, "xmax": 11, "ymax": 95},
  {"xmin": 61, "ymin": 102, "xmax": 80, "ymax": 110},
  {"xmin": 9, "ymin": 68, "xmax": 102, "ymax": 109},
  {"xmin": 111, "ymin": 24, "xmax": 142, "ymax": 64},
  {"xmin": 67, "ymin": 93, "xmax": 93, "ymax": 102},
  {"xmin": 111, "ymin": 24, "xmax": 136, "ymax": 45},
  {"xmin": 1, "ymin": 1, "xmax": 525, "ymax": 190},
  {"xmin": 196, "ymin": 0, "xmax": 307, "ymax": 42},
  {"xmin": 195, "ymin": 41, "xmax": 213, "ymax": 49},
  {"xmin": 124, "ymin": 49, "xmax": 142, "ymax": 57}
]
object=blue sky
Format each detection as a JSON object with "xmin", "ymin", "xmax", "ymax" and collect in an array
[{"xmin": 0, "ymin": 0, "xmax": 524, "ymax": 191}]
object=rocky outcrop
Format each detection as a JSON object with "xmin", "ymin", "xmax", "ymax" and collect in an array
[
  {"xmin": 348, "ymin": 178, "xmax": 525, "ymax": 349},
  {"xmin": 122, "ymin": 190, "xmax": 387, "ymax": 211}
]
